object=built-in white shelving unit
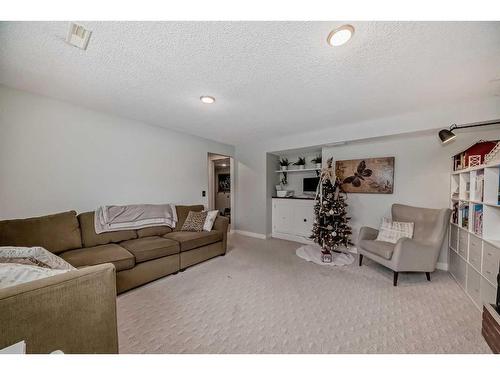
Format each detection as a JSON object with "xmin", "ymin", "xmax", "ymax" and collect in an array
[{"xmin": 449, "ymin": 161, "xmax": 500, "ymax": 310}]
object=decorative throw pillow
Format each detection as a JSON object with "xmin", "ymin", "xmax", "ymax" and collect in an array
[
  {"xmin": 203, "ymin": 210, "xmax": 219, "ymax": 231},
  {"xmin": 375, "ymin": 218, "xmax": 414, "ymax": 244},
  {"xmin": 181, "ymin": 211, "xmax": 208, "ymax": 232}
]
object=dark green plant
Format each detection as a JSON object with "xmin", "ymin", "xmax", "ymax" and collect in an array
[
  {"xmin": 293, "ymin": 157, "xmax": 306, "ymax": 166},
  {"xmin": 280, "ymin": 158, "xmax": 291, "ymax": 167},
  {"xmin": 311, "ymin": 155, "xmax": 322, "ymax": 164}
]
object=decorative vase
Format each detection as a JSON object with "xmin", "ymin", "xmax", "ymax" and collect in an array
[
  {"xmin": 315, "ymin": 163, "xmax": 322, "ymax": 169},
  {"xmin": 275, "ymin": 185, "xmax": 282, "ymax": 191},
  {"xmin": 298, "ymin": 165, "xmax": 305, "ymax": 170},
  {"xmin": 281, "ymin": 166, "xmax": 288, "ymax": 171}
]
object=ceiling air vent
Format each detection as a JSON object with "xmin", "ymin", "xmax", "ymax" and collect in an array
[{"xmin": 66, "ymin": 23, "xmax": 92, "ymax": 50}]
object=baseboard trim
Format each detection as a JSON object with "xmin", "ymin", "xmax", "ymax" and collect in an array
[
  {"xmin": 436, "ymin": 262, "xmax": 448, "ymax": 271},
  {"xmin": 271, "ymin": 232, "xmax": 314, "ymax": 245},
  {"xmin": 232, "ymin": 230, "xmax": 268, "ymax": 240}
]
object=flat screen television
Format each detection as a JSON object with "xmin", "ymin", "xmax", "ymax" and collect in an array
[{"xmin": 303, "ymin": 177, "xmax": 320, "ymax": 193}]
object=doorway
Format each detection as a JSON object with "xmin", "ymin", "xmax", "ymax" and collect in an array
[{"xmin": 208, "ymin": 153, "xmax": 233, "ymax": 227}]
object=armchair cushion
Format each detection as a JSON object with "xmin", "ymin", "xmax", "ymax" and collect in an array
[
  {"xmin": 375, "ymin": 217, "xmax": 414, "ymax": 244},
  {"xmin": 359, "ymin": 240, "xmax": 395, "ymax": 260}
]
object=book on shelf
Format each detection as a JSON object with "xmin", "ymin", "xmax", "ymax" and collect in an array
[
  {"xmin": 452, "ymin": 201, "xmax": 459, "ymax": 224},
  {"xmin": 473, "ymin": 204, "xmax": 483, "ymax": 236},
  {"xmin": 460, "ymin": 203, "xmax": 469, "ymax": 229},
  {"xmin": 498, "ymin": 174, "xmax": 500, "ymax": 205},
  {"xmin": 464, "ymin": 181, "xmax": 470, "ymax": 200},
  {"xmin": 474, "ymin": 172, "xmax": 484, "ymax": 201}
]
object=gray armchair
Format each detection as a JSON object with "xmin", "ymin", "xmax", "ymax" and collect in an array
[{"xmin": 357, "ymin": 204, "xmax": 451, "ymax": 286}]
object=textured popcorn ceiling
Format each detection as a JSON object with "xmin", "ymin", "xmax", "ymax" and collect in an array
[{"xmin": 1, "ymin": 21, "xmax": 500, "ymax": 145}]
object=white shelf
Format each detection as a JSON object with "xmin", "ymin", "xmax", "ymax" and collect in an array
[
  {"xmin": 451, "ymin": 161, "xmax": 500, "ymax": 175},
  {"xmin": 275, "ymin": 168, "xmax": 320, "ymax": 173},
  {"xmin": 483, "ymin": 202, "xmax": 500, "ymax": 208},
  {"xmin": 449, "ymin": 147, "xmax": 500, "ymax": 311},
  {"xmin": 452, "ymin": 199, "xmax": 500, "ymax": 208}
]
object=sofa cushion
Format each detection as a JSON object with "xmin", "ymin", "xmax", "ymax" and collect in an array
[
  {"xmin": 174, "ymin": 205, "xmax": 204, "ymax": 231},
  {"xmin": 359, "ymin": 240, "xmax": 395, "ymax": 260},
  {"xmin": 120, "ymin": 236, "xmax": 180, "ymax": 263},
  {"xmin": 136, "ymin": 226, "xmax": 172, "ymax": 238},
  {"xmin": 0, "ymin": 211, "xmax": 82, "ymax": 254},
  {"xmin": 78, "ymin": 212, "xmax": 137, "ymax": 248},
  {"xmin": 163, "ymin": 230, "xmax": 223, "ymax": 252},
  {"xmin": 60, "ymin": 244, "xmax": 135, "ymax": 271}
]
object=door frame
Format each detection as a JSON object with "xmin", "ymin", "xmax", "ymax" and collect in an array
[{"xmin": 207, "ymin": 153, "xmax": 234, "ymax": 224}]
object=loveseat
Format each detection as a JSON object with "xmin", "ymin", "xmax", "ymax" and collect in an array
[{"xmin": 0, "ymin": 205, "xmax": 229, "ymax": 293}]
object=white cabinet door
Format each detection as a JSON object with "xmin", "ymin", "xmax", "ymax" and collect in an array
[
  {"xmin": 272, "ymin": 199, "xmax": 294, "ymax": 234},
  {"xmin": 481, "ymin": 277, "xmax": 497, "ymax": 305},
  {"xmin": 466, "ymin": 265, "xmax": 481, "ymax": 308},
  {"xmin": 292, "ymin": 201, "xmax": 315, "ymax": 238},
  {"xmin": 482, "ymin": 242, "xmax": 500, "ymax": 286}
]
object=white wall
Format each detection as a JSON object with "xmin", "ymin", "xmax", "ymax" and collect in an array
[
  {"xmin": 234, "ymin": 96, "xmax": 500, "ymax": 241},
  {"xmin": 0, "ymin": 85, "xmax": 234, "ymax": 219}
]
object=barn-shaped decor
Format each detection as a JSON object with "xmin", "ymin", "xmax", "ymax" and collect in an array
[{"xmin": 452, "ymin": 140, "xmax": 500, "ymax": 171}]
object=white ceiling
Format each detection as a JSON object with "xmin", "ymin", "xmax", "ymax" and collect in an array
[{"xmin": 1, "ymin": 21, "xmax": 500, "ymax": 145}]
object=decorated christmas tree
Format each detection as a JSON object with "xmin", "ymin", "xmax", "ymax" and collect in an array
[{"xmin": 310, "ymin": 157, "xmax": 352, "ymax": 255}]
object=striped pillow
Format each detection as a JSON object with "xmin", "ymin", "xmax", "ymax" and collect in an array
[{"xmin": 375, "ymin": 218, "xmax": 414, "ymax": 244}]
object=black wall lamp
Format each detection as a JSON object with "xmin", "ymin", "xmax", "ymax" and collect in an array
[{"xmin": 439, "ymin": 119, "xmax": 500, "ymax": 144}]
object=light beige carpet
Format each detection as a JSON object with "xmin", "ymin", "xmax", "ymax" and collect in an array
[{"xmin": 117, "ymin": 233, "xmax": 491, "ymax": 353}]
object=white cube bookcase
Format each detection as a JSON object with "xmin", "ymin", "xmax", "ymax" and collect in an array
[{"xmin": 449, "ymin": 161, "xmax": 500, "ymax": 310}]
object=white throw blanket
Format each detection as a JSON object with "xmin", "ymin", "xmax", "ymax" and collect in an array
[
  {"xmin": 296, "ymin": 244, "xmax": 355, "ymax": 266},
  {"xmin": 0, "ymin": 246, "xmax": 76, "ymax": 289},
  {"xmin": 94, "ymin": 204, "xmax": 177, "ymax": 234}
]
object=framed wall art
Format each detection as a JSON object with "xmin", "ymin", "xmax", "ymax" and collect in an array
[{"xmin": 335, "ymin": 157, "xmax": 395, "ymax": 194}]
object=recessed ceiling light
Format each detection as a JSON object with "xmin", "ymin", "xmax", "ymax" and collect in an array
[
  {"xmin": 327, "ymin": 25, "xmax": 355, "ymax": 47},
  {"xmin": 200, "ymin": 96, "xmax": 215, "ymax": 104}
]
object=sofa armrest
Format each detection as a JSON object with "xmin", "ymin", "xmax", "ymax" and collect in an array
[
  {"xmin": 392, "ymin": 237, "xmax": 439, "ymax": 272},
  {"xmin": 358, "ymin": 226, "xmax": 379, "ymax": 242},
  {"xmin": 0, "ymin": 263, "xmax": 118, "ymax": 354},
  {"xmin": 213, "ymin": 215, "xmax": 229, "ymax": 253}
]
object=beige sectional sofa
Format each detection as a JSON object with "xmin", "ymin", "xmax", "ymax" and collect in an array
[
  {"xmin": 0, "ymin": 263, "xmax": 118, "ymax": 353},
  {"xmin": 0, "ymin": 205, "xmax": 229, "ymax": 293}
]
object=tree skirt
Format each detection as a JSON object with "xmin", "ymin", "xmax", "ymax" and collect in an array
[{"xmin": 296, "ymin": 244, "xmax": 355, "ymax": 266}]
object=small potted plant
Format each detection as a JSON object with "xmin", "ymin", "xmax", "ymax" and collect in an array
[
  {"xmin": 280, "ymin": 158, "xmax": 290, "ymax": 171},
  {"xmin": 293, "ymin": 156, "xmax": 306, "ymax": 170},
  {"xmin": 311, "ymin": 155, "xmax": 322, "ymax": 169}
]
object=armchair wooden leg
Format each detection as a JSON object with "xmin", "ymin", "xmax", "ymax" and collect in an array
[
  {"xmin": 393, "ymin": 272, "xmax": 399, "ymax": 286},
  {"xmin": 359, "ymin": 254, "xmax": 363, "ymax": 266},
  {"xmin": 425, "ymin": 272, "xmax": 431, "ymax": 281}
]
